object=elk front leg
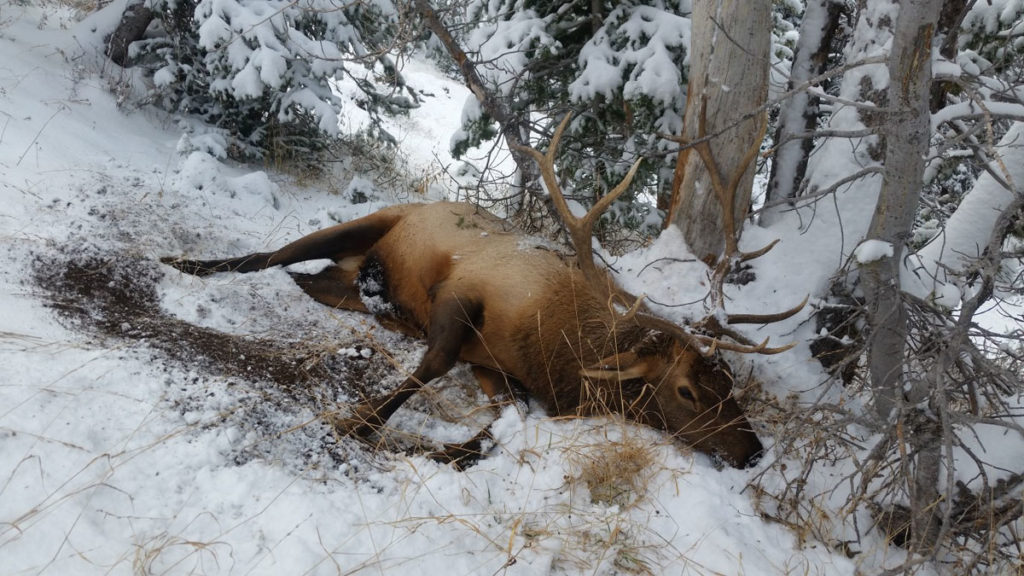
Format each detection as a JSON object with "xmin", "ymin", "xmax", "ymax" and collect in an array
[
  {"xmin": 333, "ymin": 294, "xmax": 483, "ymax": 440},
  {"xmin": 427, "ymin": 366, "xmax": 528, "ymax": 469}
]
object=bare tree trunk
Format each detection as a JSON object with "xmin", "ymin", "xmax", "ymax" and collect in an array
[
  {"xmin": 666, "ymin": 0, "xmax": 771, "ymax": 261},
  {"xmin": 862, "ymin": 0, "xmax": 940, "ymax": 421},
  {"xmin": 859, "ymin": 0, "xmax": 945, "ymax": 556},
  {"xmin": 762, "ymin": 0, "xmax": 843, "ymax": 223},
  {"xmin": 931, "ymin": 0, "xmax": 972, "ymax": 111}
]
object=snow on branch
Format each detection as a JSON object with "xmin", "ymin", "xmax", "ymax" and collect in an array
[
  {"xmin": 904, "ymin": 122, "xmax": 1024, "ymax": 306},
  {"xmin": 932, "ymin": 100, "xmax": 1024, "ymax": 129}
]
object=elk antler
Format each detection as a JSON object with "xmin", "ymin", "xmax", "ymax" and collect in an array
[
  {"xmin": 513, "ymin": 114, "xmax": 642, "ymax": 294},
  {"xmin": 634, "ymin": 311, "xmax": 797, "ymax": 356},
  {"xmin": 517, "ymin": 112, "xmax": 803, "ymax": 357},
  {"xmin": 726, "ymin": 294, "xmax": 809, "ymax": 326},
  {"xmin": 661, "ymin": 99, "xmax": 807, "ymax": 347}
]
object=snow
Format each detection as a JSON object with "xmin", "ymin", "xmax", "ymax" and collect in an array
[
  {"xmin": 903, "ymin": 122, "xmax": 1024, "ymax": 306},
  {"xmin": 572, "ymin": 6, "xmax": 691, "ymax": 107},
  {"xmin": 953, "ymin": 422, "xmax": 1024, "ymax": 485},
  {"xmin": 569, "ymin": 4, "xmax": 690, "ymax": 135},
  {"xmin": 197, "ymin": 12, "xmax": 232, "ymax": 50},
  {"xmin": 0, "ymin": 3, "xmax": 1016, "ymax": 576},
  {"xmin": 465, "ymin": 7, "xmax": 556, "ymax": 97},
  {"xmin": 853, "ymin": 239, "xmax": 894, "ymax": 264}
]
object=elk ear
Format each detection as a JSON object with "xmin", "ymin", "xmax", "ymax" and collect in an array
[{"xmin": 581, "ymin": 351, "xmax": 649, "ymax": 381}]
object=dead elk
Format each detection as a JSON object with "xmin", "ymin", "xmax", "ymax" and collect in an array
[{"xmin": 162, "ymin": 127, "xmax": 801, "ymax": 469}]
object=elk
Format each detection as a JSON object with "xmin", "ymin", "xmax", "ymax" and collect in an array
[{"xmin": 162, "ymin": 116, "xmax": 802, "ymax": 468}]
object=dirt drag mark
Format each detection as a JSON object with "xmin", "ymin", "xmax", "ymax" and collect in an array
[{"xmin": 31, "ymin": 248, "xmax": 400, "ymax": 469}]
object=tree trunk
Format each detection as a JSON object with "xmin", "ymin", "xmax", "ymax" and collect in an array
[
  {"xmin": 930, "ymin": 0, "xmax": 972, "ymax": 111},
  {"xmin": 106, "ymin": 0, "xmax": 155, "ymax": 67},
  {"xmin": 762, "ymin": 0, "xmax": 843, "ymax": 222},
  {"xmin": 665, "ymin": 0, "xmax": 770, "ymax": 261},
  {"xmin": 861, "ymin": 0, "xmax": 941, "ymax": 421},
  {"xmin": 859, "ymin": 0, "xmax": 945, "ymax": 556},
  {"xmin": 414, "ymin": 0, "xmax": 542, "ymax": 213}
]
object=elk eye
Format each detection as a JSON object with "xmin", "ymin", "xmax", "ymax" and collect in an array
[{"xmin": 677, "ymin": 386, "xmax": 695, "ymax": 402}]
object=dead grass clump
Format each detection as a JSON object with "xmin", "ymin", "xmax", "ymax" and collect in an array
[
  {"xmin": 132, "ymin": 531, "xmax": 231, "ymax": 575},
  {"xmin": 560, "ymin": 518, "xmax": 660, "ymax": 575},
  {"xmin": 569, "ymin": 433, "xmax": 657, "ymax": 508}
]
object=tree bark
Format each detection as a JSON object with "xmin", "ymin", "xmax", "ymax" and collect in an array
[
  {"xmin": 930, "ymin": 0, "xmax": 972, "ymax": 111},
  {"xmin": 666, "ymin": 0, "xmax": 770, "ymax": 261},
  {"xmin": 763, "ymin": 0, "xmax": 843, "ymax": 222},
  {"xmin": 861, "ymin": 0, "xmax": 941, "ymax": 421},
  {"xmin": 859, "ymin": 0, "xmax": 945, "ymax": 556}
]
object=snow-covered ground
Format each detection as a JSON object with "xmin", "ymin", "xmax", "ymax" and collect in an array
[{"xmin": 4, "ymin": 3, "xmax": 1007, "ymax": 575}]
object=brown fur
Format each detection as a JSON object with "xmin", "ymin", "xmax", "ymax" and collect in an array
[{"xmin": 162, "ymin": 202, "xmax": 764, "ymax": 468}]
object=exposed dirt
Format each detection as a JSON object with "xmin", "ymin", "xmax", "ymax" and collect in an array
[
  {"xmin": 30, "ymin": 248, "xmax": 407, "ymax": 470},
  {"xmin": 37, "ymin": 254, "xmax": 374, "ymax": 390}
]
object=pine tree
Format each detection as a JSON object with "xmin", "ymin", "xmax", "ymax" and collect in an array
[
  {"xmin": 449, "ymin": 0, "xmax": 693, "ymax": 233},
  {"xmin": 120, "ymin": 0, "xmax": 418, "ymax": 161}
]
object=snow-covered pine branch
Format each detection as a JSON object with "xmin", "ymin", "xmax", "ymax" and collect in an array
[{"xmin": 125, "ymin": 0, "xmax": 415, "ymax": 160}]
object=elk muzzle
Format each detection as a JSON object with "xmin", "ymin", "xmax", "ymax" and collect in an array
[{"xmin": 702, "ymin": 416, "xmax": 764, "ymax": 469}]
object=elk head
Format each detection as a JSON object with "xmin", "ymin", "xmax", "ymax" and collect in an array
[
  {"xmin": 582, "ymin": 334, "xmax": 764, "ymax": 467},
  {"xmin": 517, "ymin": 113, "xmax": 805, "ymax": 469}
]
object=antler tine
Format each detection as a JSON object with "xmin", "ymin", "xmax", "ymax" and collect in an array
[
  {"xmin": 738, "ymin": 238, "xmax": 779, "ymax": 263},
  {"xmin": 635, "ymin": 313, "xmax": 796, "ymax": 356},
  {"xmin": 687, "ymin": 330, "xmax": 797, "ymax": 355},
  {"xmin": 514, "ymin": 113, "xmax": 642, "ymax": 289},
  {"xmin": 727, "ymin": 294, "xmax": 809, "ymax": 325},
  {"xmin": 520, "ymin": 113, "xmax": 800, "ymax": 356}
]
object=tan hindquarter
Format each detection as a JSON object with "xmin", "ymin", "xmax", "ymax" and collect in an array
[{"xmin": 367, "ymin": 203, "xmax": 590, "ymax": 373}]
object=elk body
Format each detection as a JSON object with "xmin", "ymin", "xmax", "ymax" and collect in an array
[
  {"xmin": 164, "ymin": 201, "xmax": 768, "ymax": 467},
  {"xmin": 163, "ymin": 118, "xmax": 799, "ymax": 469}
]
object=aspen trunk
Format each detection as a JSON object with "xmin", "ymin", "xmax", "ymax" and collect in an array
[
  {"xmin": 859, "ymin": 0, "xmax": 945, "ymax": 555},
  {"xmin": 106, "ymin": 0, "xmax": 155, "ymax": 67},
  {"xmin": 667, "ymin": 0, "xmax": 770, "ymax": 261},
  {"xmin": 762, "ymin": 0, "xmax": 843, "ymax": 222}
]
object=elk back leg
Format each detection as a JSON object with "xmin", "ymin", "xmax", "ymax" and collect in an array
[
  {"xmin": 289, "ymin": 261, "xmax": 422, "ymax": 338},
  {"xmin": 333, "ymin": 294, "xmax": 483, "ymax": 439},
  {"xmin": 289, "ymin": 260, "xmax": 366, "ymax": 311},
  {"xmin": 161, "ymin": 207, "xmax": 407, "ymax": 276}
]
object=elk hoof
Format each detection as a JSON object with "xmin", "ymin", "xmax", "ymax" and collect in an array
[
  {"xmin": 328, "ymin": 407, "xmax": 386, "ymax": 440},
  {"xmin": 426, "ymin": 437, "xmax": 491, "ymax": 470}
]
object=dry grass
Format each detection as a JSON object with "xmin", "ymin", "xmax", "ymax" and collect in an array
[
  {"xmin": 376, "ymin": 413, "xmax": 695, "ymax": 575},
  {"xmin": 568, "ymin": 434, "xmax": 657, "ymax": 508},
  {"xmin": 30, "ymin": 0, "xmax": 100, "ymax": 26},
  {"xmin": 132, "ymin": 531, "xmax": 231, "ymax": 576}
]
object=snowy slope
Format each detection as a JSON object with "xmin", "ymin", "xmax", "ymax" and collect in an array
[{"xmin": 0, "ymin": 4, "xmax": 910, "ymax": 576}]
